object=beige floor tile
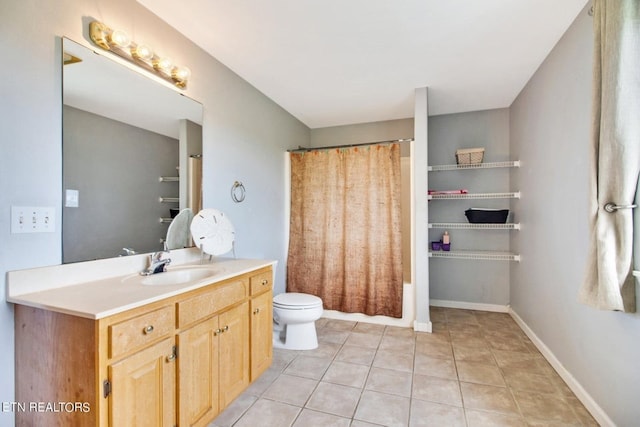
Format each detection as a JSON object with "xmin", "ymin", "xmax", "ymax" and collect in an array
[
  {"xmin": 486, "ymin": 335, "xmax": 530, "ymax": 353},
  {"xmin": 449, "ymin": 330, "xmax": 489, "ymax": 348},
  {"xmin": 317, "ymin": 328, "xmax": 350, "ymax": 345},
  {"xmin": 284, "ymin": 355, "xmax": 332, "ymax": 380},
  {"xmin": 305, "ymin": 341, "xmax": 342, "ymax": 359},
  {"xmin": 415, "ymin": 339, "xmax": 454, "ymax": 359},
  {"xmin": 452, "ymin": 342, "xmax": 496, "ymax": 365},
  {"xmin": 208, "ymin": 393, "xmax": 257, "ymax": 427},
  {"xmin": 351, "ymin": 420, "xmax": 385, "ymax": 427},
  {"xmin": 385, "ymin": 325, "xmax": 417, "ymax": 338},
  {"xmin": 263, "ymin": 374, "xmax": 318, "ymax": 406},
  {"xmin": 501, "ymin": 367, "xmax": 558, "ymax": 394},
  {"xmin": 412, "ymin": 374, "xmax": 463, "ymax": 407},
  {"xmin": 354, "ymin": 390, "xmax": 411, "ymax": 427},
  {"xmin": 292, "ymin": 409, "xmax": 351, "ymax": 427},
  {"xmin": 232, "ymin": 399, "xmax": 301, "ymax": 427},
  {"xmin": 242, "ymin": 366, "xmax": 280, "ymax": 396},
  {"xmin": 414, "ymin": 354, "xmax": 458, "ymax": 380},
  {"xmin": 512, "ymin": 389, "xmax": 579, "ymax": 424},
  {"xmin": 459, "ymin": 382, "xmax": 519, "ymax": 415},
  {"xmin": 379, "ymin": 334, "xmax": 416, "ymax": 354},
  {"xmin": 465, "ymin": 409, "xmax": 527, "ymax": 427},
  {"xmin": 353, "ymin": 322, "xmax": 386, "ymax": 335},
  {"xmin": 416, "ymin": 329, "xmax": 451, "ymax": 344},
  {"xmin": 323, "ymin": 361, "xmax": 370, "ymax": 388},
  {"xmin": 565, "ymin": 396, "xmax": 599, "ymax": 426},
  {"xmin": 372, "ymin": 349, "xmax": 414, "ymax": 372},
  {"xmin": 409, "ymin": 400, "xmax": 466, "ymax": 427},
  {"xmin": 335, "ymin": 344, "xmax": 376, "ymax": 366},
  {"xmin": 446, "ymin": 309, "xmax": 480, "ymax": 325},
  {"xmin": 447, "ymin": 322, "xmax": 483, "ymax": 334},
  {"xmin": 456, "ymin": 361, "xmax": 506, "ymax": 386},
  {"xmin": 365, "ymin": 367, "xmax": 413, "ymax": 397},
  {"xmin": 324, "ymin": 319, "xmax": 357, "ymax": 332},
  {"xmin": 431, "ymin": 321, "xmax": 449, "ymax": 333},
  {"xmin": 212, "ymin": 309, "xmax": 595, "ymax": 427},
  {"xmin": 344, "ymin": 331, "xmax": 383, "ymax": 349},
  {"xmin": 305, "ymin": 382, "xmax": 361, "ymax": 418}
]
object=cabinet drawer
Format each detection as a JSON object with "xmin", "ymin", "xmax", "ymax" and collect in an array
[
  {"xmin": 109, "ymin": 305, "xmax": 174, "ymax": 359},
  {"xmin": 178, "ymin": 279, "xmax": 248, "ymax": 328},
  {"xmin": 250, "ymin": 270, "xmax": 273, "ymax": 295}
]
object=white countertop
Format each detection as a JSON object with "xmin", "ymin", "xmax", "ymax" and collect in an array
[{"xmin": 7, "ymin": 249, "xmax": 276, "ymax": 319}]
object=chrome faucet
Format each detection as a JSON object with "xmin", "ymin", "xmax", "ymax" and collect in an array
[{"xmin": 140, "ymin": 250, "xmax": 171, "ymax": 276}]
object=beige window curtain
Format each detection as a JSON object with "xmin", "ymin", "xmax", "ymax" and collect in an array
[
  {"xmin": 580, "ymin": 0, "xmax": 640, "ymax": 312},
  {"xmin": 287, "ymin": 144, "xmax": 403, "ymax": 318}
]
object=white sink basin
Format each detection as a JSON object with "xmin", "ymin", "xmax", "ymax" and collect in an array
[{"xmin": 135, "ymin": 267, "xmax": 219, "ymax": 286}]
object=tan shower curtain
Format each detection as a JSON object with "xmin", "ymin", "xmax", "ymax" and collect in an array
[
  {"xmin": 580, "ymin": 0, "xmax": 640, "ymax": 312},
  {"xmin": 287, "ymin": 144, "xmax": 403, "ymax": 318}
]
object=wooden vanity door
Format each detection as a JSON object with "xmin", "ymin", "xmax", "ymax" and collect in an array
[
  {"xmin": 218, "ymin": 301, "xmax": 250, "ymax": 409},
  {"xmin": 250, "ymin": 290, "xmax": 273, "ymax": 381},
  {"xmin": 178, "ymin": 316, "xmax": 220, "ymax": 427},
  {"xmin": 109, "ymin": 337, "xmax": 176, "ymax": 427}
]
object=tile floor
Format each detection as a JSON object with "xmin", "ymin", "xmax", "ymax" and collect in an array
[{"xmin": 209, "ymin": 307, "xmax": 599, "ymax": 427}]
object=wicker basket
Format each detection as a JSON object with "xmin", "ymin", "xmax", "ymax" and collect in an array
[{"xmin": 455, "ymin": 148, "xmax": 485, "ymax": 165}]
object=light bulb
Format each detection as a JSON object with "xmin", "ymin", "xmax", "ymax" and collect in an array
[
  {"xmin": 108, "ymin": 29, "xmax": 130, "ymax": 48},
  {"xmin": 172, "ymin": 66, "xmax": 191, "ymax": 82},
  {"xmin": 153, "ymin": 56, "xmax": 173, "ymax": 73},
  {"xmin": 131, "ymin": 44, "xmax": 153, "ymax": 61}
]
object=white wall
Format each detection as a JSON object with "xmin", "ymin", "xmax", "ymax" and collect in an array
[
  {"xmin": 0, "ymin": 1, "xmax": 309, "ymax": 425},
  {"xmin": 510, "ymin": 5, "xmax": 640, "ymax": 426}
]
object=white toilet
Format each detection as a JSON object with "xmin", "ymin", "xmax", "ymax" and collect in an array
[{"xmin": 273, "ymin": 292, "xmax": 323, "ymax": 350}]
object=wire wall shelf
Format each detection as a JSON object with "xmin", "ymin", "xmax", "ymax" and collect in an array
[
  {"xmin": 428, "ymin": 192, "xmax": 520, "ymax": 200},
  {"xmin": 159, "ymin": 197, "xmax": 179, "ymax": 203},
  {"xmin": 428, "ymin": 160, "xmax": 520, "ymax": 172},
  {"xmin": 429, "ymin": 222, "xmax": 520, "ymax": 230},
  {"xmin": 429, "ymin": 250, "xmax": 520, "ymax": 262}
]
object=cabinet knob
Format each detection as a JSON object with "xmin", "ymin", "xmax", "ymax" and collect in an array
[
  {"xmin": 253, "ymin": 308, "xmax": 261, "ymax": 315},
  {"xmin": 222, "ymin": 325, "xmax": 229, "ymax": 332},
  {"xmin": 261, "ymin": 279, "xmax": 268, "ymax": 286},
  {"xmin": 166, "ymin": 353, "xmax": 176, "ymax": 362},
  {"xmin": 214, "ymin": 328, "xmax": 222, "ymax": 336},
  {"xmin": 143, "ymin": 325, "xmax": 154, "ymax": 335}
]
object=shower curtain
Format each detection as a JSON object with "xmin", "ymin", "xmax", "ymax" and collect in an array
[
  {"xmin": 287, "ymin": 143, "xmax": 403, "ymax": 318},
  {"xmin": 580, "ymin": 0, "xmax": 640, "ymax": 312}
]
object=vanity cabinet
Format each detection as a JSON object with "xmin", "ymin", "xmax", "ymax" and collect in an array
[
  {"xmin": 14, "ymin": 264, "xmax": 273, "ymax": 427},
  {"xmin": 249, "ymin": 271, "xmax": 273, "ymax": 381}
]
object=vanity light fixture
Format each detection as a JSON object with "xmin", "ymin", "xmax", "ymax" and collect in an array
[{"xmin": 89, "ymin": 20, "xmax": 191, "ymax": 89}]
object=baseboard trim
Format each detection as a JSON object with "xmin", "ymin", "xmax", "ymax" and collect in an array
[
  {"xmin": 413, "ymin": 320, "xmax": 432, "ymax": 333},
  {"xmin": 509, "ymin": 308, "xmax": 615, "ymax": 427},
  {"xmin": 430, "ymin": 299, "xmax": 509, "ymax": 313}
]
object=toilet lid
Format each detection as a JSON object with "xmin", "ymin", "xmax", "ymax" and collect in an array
[{"xmin": 273, "ymin": 293, "xmax": 322, "ymax": 309}]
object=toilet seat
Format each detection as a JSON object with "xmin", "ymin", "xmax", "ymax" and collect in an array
[{"xmin": 273, "ymin": 292, "xmax": 322, "ymax": 310}]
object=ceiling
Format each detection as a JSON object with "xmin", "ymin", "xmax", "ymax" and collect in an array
[{"xmin": 137, "ymin": 0, "xmax": 589, "ymax": 129}]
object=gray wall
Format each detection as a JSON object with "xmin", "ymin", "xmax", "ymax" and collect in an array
[
  {"xmin": 63, "ymin": 106, "xmax": 178, "ymax": 262},
  {"xmin": 0, "ymin": 1, "xmax": 309, "ymax": 424},
  {"xmin": 428, "ymin": 109, "xmax": 512, "ymax": 305},
  {"xmin": 310, "ymin": 118, "xmax": 414, "ymax": 147},
  {"xmin": 510, "ymin": 6, "xmax": 640, "ymax": 426}
]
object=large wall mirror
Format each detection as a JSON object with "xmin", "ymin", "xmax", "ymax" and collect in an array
[{"xmin": 62, "ymin": 37, "xmax": 203, "ymax": 263}]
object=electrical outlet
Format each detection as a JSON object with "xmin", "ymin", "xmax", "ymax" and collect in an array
[{"xmin": 11, "ymin": 206, "xmax": 56, "ymax": 233}]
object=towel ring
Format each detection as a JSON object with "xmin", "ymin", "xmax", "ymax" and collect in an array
[
  {"xmin": 231, "ymin": 181, "xmax": 246, "ymax": 203},
  {"xmin": 604, "ymin": 202, "xmax": 637, "ymax": 213}
]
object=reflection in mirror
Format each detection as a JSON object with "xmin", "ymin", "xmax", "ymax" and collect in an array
[{"xmin": 62, "ymin": 38, "xmax": 203, "ymax": 263}]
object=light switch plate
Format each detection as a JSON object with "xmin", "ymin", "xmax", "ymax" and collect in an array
[
  {"xmin": 65, "ymin": 189, "xmax": 79, "ymax": 207},
  {"xmin": 11, "ymin": 206, "xmax": 56, "ymax": 233}
]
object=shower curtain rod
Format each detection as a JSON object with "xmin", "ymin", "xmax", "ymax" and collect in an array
[{"xmin": 288, "ymin": 138, "xmax": 413, "ymax": 153}]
